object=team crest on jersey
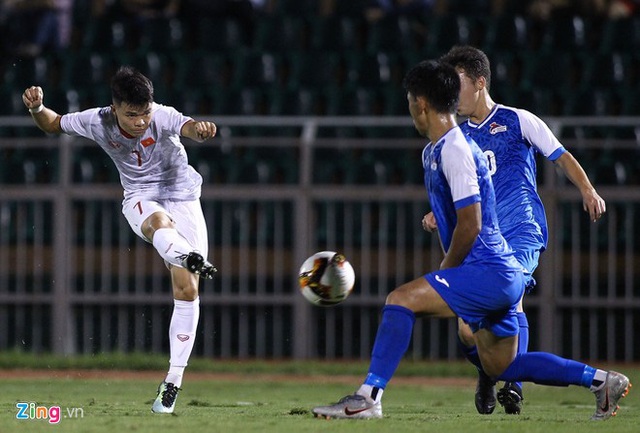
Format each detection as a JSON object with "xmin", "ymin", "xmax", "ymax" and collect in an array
[
  {"xmin": 141, "ymin": 137, "xmax": 156, "ymax": 147},
  {"xmin": 489, "ymin": 122, "xmax": 507, "ymax": 135},
  {"xmin": 108, "ymin": 140, "xmax": 122, "ymax": 149}
]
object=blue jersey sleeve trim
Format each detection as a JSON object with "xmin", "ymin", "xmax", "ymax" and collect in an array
[
  {"xmin": 548, "ymin": 146, "xmax": 566, "ymax": 161},
  {"xmin": 454, "ymin": 194, "xmax": 481, "ymax": 210}
]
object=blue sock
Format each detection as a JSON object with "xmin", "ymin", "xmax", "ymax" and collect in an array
[
  {"xmin": 364, "ymin": 305, "xmax": 416, "ymax": 389},
  {"xmin": 457, "ymin": 336, "xmax": 483, "ymax": 371},
  {"xmin": 498, "ymin": 352, "xmax": 592, "ymax": 387},
  {"xmin": 512, "ymin": 312, "xmax": 529, "ymax": 390}
]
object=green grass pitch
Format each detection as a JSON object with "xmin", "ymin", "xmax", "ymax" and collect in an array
[{"xmin": 0, "ymin": 357, "xmax": 637, "ymax": 433}]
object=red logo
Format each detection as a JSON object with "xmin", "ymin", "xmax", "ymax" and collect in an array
[
  {"xmin": 344, "ymin": 407, "xmax": 370, "ymax": 416},
  {"xmin": 141, "ymin": 137, "xmax": 156, "ymax": 148},
  {"xmin": 108, "ymin": 141, "xmax": 122, "ymax": 149},
  {"xmin": 489, "ymin": 122, "xmax": 507, "ymax": 135},
  {"xmin": 177, "ymin": 334, "xmax": 190, "ymax": 342}
]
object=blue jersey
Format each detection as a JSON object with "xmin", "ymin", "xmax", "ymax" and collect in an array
[
  {"xmin": 422, "ymin": 126, "xmax": 520, "ymax": 271},
  {"xmin": 459, "ymin": 104, "xmax": 566, "ymax": 254}
]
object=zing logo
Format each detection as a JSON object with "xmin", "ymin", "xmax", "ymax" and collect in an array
[{"xmin": 16, "ymin": 402, "xmax": 84, "ymax": 424}]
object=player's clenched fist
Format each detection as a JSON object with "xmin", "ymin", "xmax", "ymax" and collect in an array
[
  {"xmin": 194, "ymin": 121, "xmax": 217, "ymax": 141},
  {"xmin": 23, "ymin": 86, "xmax": 44, "ymax": 110}
]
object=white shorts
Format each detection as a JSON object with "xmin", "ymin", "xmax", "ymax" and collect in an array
[{"xmin": 122, "ymin": 197, "xmax": 209, "ymax": 257}]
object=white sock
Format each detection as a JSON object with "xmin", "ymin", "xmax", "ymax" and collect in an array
[
  {"xmin": 166, "ymin": 297, "xmax": 200, "ymax": 388},
  {"xmin": 357, "ymin": 384, "xmax": 384, "ymax": 404},
  {"xmin": 590, "ymin": 369, "xmax": 609, "ymax": 392},
  {"xmin": 152, "ymin": 228, "xmax": 194, "ymax": 267}
]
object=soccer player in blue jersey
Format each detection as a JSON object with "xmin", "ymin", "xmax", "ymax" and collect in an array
[
  {"xmin": 311, "ymin": 59, "xmax": 629, "ymax": 421},
  {"xmin": 429, "ymin": 45, "xmax": 607, "ymax": 416}
]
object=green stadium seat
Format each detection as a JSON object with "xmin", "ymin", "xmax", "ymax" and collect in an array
[
  {"xmin": 310, "ymin": 15, "xmax": 364, "ymax": 52},
  {"xmin": 365, "ymin": 15, "xmax": 415, "ymax": 54},
  {"xmin": 195, "ymin": 17, "xmax": 245, "ymax": 52},
  {"xmin": 232, "ymin": 51, "xmax": 284, "ymax": 90},
  {"xmin": 598, "ymin": 17, "xmax": 640, "ymax": 53},
  {"xmin": 252, "ymin": 15, "xmax": 308, "ymax": 52},
  {"xmin": 287, "ymin": 51, "xmax": 344, "ymax": 90},
  {"xmin": 540, "ymin": 15, "xmax": 589, "ymax": 53},
  {"xmin": 583, "ymin": 52, "xmax": 628, "ymax": 90},
  {"xmin": 344, "ymin": 52, "xmax": 398, "ymax": 89},
  {"xmin": 521, "ymin": 51, "xmax": 585, "ymax": 92},
  {"xmin": 139, "ymin": 17, "xmax": 184, "ymax": 51},
  {"xmin": 484, "ymin": 15, "xmax": 530, "ymax": 53}
]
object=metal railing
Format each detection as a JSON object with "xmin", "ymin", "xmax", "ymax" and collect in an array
[{"xmin": 0, "ymin": 116, "xmax": 638, "ymax": 362}]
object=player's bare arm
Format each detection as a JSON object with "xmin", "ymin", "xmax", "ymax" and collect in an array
[
  {"xmin": 22, "ymin": 86, "xmax": 63, "ymax": 134},
  {"xmin": 440, "ymin": 203, "xmax": 481, "ymax": 269},
  {"xmin": 554, "ymin": 151, "xmax": 606, "ymax": 222},
  {"xmin": 181, "ymin": 120, "xmax": 217, "ymax": 143}
]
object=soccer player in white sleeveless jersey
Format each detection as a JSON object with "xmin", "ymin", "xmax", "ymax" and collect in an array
[
  {"xmin": 23, "ymin": 66, "xmax": 217, "ymax": 414},
  {"xmin": 422, "ymin": 45, "xmax": 606, "ymax": 416}
]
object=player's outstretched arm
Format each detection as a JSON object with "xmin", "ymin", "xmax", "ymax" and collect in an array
[
  {"xmin": 22, "ymin": 86, "xmax": 63, "ymax": 134},
  {"xmin": 554, "ymin": 151, "xmax": 606, "ymax": 222},
  {"xmin": 181, "ymin": 120, "xmax": 217, "ymax": 143}
]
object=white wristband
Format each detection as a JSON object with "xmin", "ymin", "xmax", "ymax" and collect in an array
[{"xmin": 29, "ymin": 105, "xmax": 44, "ymax": 114}]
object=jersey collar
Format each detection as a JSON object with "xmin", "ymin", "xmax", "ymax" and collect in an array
[{"xmin": 466, "ymin": 104, "xmax": 501, "ymax": 129}]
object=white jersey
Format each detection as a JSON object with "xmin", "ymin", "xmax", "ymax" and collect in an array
[{"xmin": 60, "ymin": 103, "xmax": 202, "ymax": 201}]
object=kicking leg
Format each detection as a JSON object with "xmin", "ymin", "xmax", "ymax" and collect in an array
[
  {"xmin": 152, "ymin": 267, "xmax": 201, "ymax": 414},
  {"xmin": 312, "ymin": 276, "xmax": 455, "ymax": 419},
  {"xmin": 474, "ymin": 329, "xmax": 631, "ymax": 421}
]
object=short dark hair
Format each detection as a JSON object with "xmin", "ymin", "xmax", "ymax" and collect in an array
[
  {"xmin": 111, "ymin": 66, "xmax": 154, "ymax": 106},
  {"xmin": 402, "ymin": 60, "xmax": 460, "ymax": 114},
  {"xmin": 440, "ymin": 45, "xmax": 491, "ymax": 90}
]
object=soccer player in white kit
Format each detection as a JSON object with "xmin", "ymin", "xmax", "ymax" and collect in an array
[{"xmin": 23, "ymin": 66, "xmax": 217, "ymax": 414}]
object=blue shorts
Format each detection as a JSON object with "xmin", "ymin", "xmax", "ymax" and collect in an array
[
  {"xmin": 509, "ymin": 240, "xmax": 542, "ymax": 294},
  {"xmin": 425, "ymin": 264, "xmax": 525, "ymax": 337}
]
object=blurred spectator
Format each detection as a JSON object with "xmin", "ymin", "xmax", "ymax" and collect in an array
[
  {"xmin": 3, "ymin": 0, "xmax": 73, "ymax": 57},
  {"xmin": 608, "ymin": 0, "xmax": 640, "ymax": 18},
  {"xmin": 527, "ymin": 0, "xmax": 614, "ymax": 20},
  {"xmin": 365, "ymin": 0, "xmax": 435, "ymax": 22},
  {"xmin": 92, "ymin": 0, "xmax": 180, "ymax": 18}
]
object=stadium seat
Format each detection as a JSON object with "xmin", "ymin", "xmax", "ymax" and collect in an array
[
  {"xmin": 82, "ymin": 18, "xmax": 140, "ymax": 52},
  {"xmin": 3, "ymin": 56, "xmax": 50, "ymax": 91},
  {"xmin": 195, "ymin": 17, "xmax": 245, "ymax": 52},
  {"xmin": 540, "ymin": 15, "xmax": 589, "ymax": 52},
  {"xmin": 563, "ymin": 89, "xmax": 615, "ymax": 137},
  {"xmin": 484, "ymin": 15, "xmax": 530, "ymax": 52},
  {"xmin": 365, "ymin": 15, "xmax": 415, "ymax": 54},
  {"xmin": 286, "ymin": 51, "xmax": 344, "ymax": 90},
  {"xmin": 488, "ymin": 51, "xmax": 524, "ymax": 104},
  {"xmin": 60, "ymin": 51, "xmax": 116, "ymax": 93},
  {"xmin": 181, "ymin": 50, "xmax": 233, "ymax": 93},
  {"xmin": 521, "ymin": 51, "xmax": 586, "ymax": 92},
  {"xmin": 232, "ymin": 51, "xmax": 283, "ymax": 90},
  {"xmin": 598, "ymin": 17, "xmax": 640, "ymax": 53},
  {"xmin": 344, "ymin": 52, "xmax": 397, "ymax": 89},
  {"xmin": 582, "ymin": 52, "xmax": 628, "ymax": 90},
  {"xmin": 310, "ymin": 15, "xmax": 364, "ymax": 52},
  {"xmin": 252, "ymin": 15, "xmax": 308, "ymax": 52},
  {"xmin": 430, "ymin": 15, "xmax": 474, "ymax": 53},
  {"xmin": 139, "ymin": 17, "xmax": 184, "ymax": 51}
]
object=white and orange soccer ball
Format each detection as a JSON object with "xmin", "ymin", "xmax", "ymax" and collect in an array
[{"xmin": 298, "ymin": 251, "xmax": 355, "ymax": 307}]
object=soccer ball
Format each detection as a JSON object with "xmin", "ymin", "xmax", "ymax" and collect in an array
[{"xmin": 298, "ymin": 251, "xmax": 355, "ymax": 307}]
